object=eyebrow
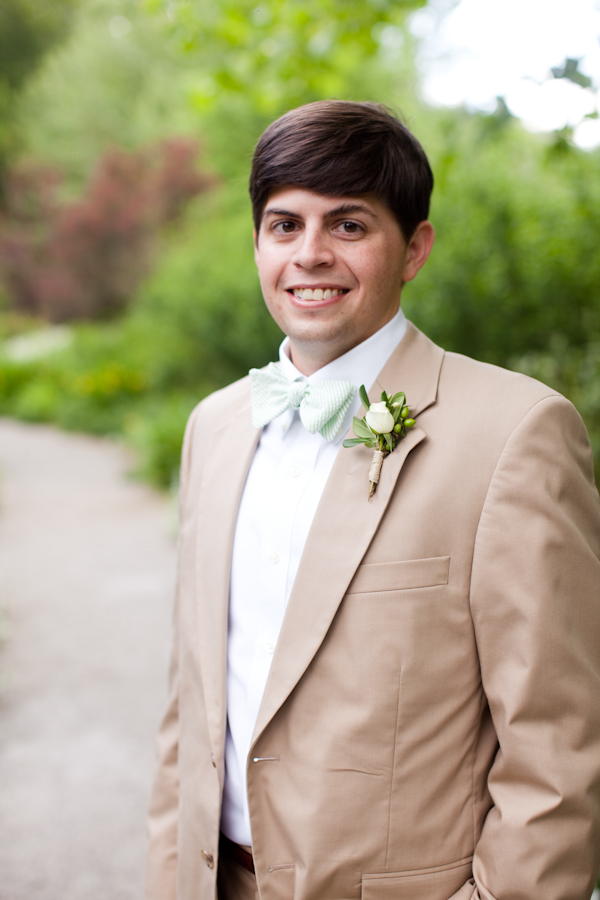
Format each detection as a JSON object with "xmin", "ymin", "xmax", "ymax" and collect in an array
[
  {"xmin": 326, "ymin": 203, "xmax": 378, "ymax": 220},
  {"xmin": 262, "ymin": 203, "xmax": 378, "ymax": 221}
]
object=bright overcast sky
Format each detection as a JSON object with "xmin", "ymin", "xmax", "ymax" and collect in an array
[{"xmin": 410, "ymin": 0, "xmax": 600, "ymax": 148}]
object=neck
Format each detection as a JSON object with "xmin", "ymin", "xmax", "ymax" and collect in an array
[{"xmin": 287, "ymin": 343, "xmax": 346, "ymax": 376}]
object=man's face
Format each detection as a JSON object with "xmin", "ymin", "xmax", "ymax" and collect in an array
[{"xmin": 254, "ymin": 187, "xmax": 433, "ymax": 374}]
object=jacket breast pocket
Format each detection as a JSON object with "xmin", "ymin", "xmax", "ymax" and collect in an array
[
  {"xmin": 361, "ymin": 858, "xmax": 472, "ymax": 900},
  {"xmin": 347, "ymin": 556, "xmax": 450, "ymax": 595}
]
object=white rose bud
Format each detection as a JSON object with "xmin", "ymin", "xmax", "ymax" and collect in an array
[{"xmin": 365, "ymin": 401, "xmax": 394, "ymax": 434}]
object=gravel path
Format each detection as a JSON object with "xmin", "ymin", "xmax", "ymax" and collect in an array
[{"xmin": 0, "ymin": 419, "xmax": 176, "ymax": 900}]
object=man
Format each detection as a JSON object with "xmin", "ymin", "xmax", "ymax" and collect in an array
[{"xmin": 145, "ymin": 102, "xmax": 600, "ymax": 900}]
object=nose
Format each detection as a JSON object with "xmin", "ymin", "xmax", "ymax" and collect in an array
[{"xmin": 292, "ymin": 223, "xmax": 334, "ymax": 270}]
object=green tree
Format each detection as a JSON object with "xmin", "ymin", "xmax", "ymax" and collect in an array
[
  {"xmin": 17, "ymin": 0, "xmax": 199, "ymax": 193},
  {"xmin": 0, "ymin": 0, "xmax": 78, "ymax": 181},
  {"xmin": 146, "ymin": 0, "xmax": 425, "ymax": 114},
  {"xmin": 403, "ymin": 108, "xmax": 600, "ymax": 363}
]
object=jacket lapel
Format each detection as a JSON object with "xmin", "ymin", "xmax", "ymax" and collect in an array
[
  {"xmin": 194, "ymin": 388, "xmax": 261, "ymax": 759},
  {"xmin": 252, "ymin": 324, "xmax": 444, "ymax": 746}
]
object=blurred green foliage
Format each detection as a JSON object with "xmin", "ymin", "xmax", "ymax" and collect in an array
[
  {"xmin": 0, "ymin": 182, "xmax": 284, "ymax": 483},
  {"xmin": 146, "ymin": 0, "xmax": 424, "ymax": 114},
  {"xmin": 0, "ymin": 0, "xmax": 76, "ymax": 91},
  {"xmin": 17, "ymin": 0, "xmax": 199, "ymax": 194},
  {"xmin": 403, "ymin": 109, "xmax": 600, "ymax": 363},
  {"xmin": 0, "ymin": 0, "xmax": 77, "ymax": 180},
  {"xmin": 0, "ymin": 0, "xmax": 599, "ymax": 492}
]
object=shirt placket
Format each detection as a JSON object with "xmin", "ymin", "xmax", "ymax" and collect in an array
[{"xmin": 246, "ymin": 422, "xmax": 318, "ymax": 722}]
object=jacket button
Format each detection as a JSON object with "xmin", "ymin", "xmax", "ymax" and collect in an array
[{"xmin": 201, "ymin": 850, "xmax": 214, "ymax": 869}]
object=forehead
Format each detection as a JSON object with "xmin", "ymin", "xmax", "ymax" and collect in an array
[{"xmin": 260, "ymin": 186, "xmax": 388, "ymax": 221}]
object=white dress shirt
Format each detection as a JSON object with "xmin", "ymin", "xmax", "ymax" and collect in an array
[{"xmin": 220, "ymin": 308, "xmax": 408, "ymax": 846}]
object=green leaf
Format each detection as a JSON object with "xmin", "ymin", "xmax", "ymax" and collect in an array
[
  {"xmin": 392, "ymin": 404, "xmax": 403, "ymax": 424},
  {"xmin": 390, "ymin": 392, "xmax": 405, "ymax": 408},
  {"xmin": 359, "ymin": 384, "xmax": 370, "ymax": 410},
  {"xmin": 381, "ymin": 389, "xmax": 389, "ymax": 404},
  {"xmin": 352, "ymin": 416, "xmax": 374, "ymax": 440},
  {"xmin": 343, "ymin": 437, "xmax": 371, "ymax": 448}
]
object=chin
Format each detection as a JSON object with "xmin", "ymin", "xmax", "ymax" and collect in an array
[{"xmin": 289, "ymin": 320, "xmax": 355, "ymax": 349}]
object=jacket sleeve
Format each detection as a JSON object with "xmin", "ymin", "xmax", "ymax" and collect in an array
[
  {"xmin": 462, "ymin": 393, "xmax": 600, "ymax": 900},
  {"xmin": 144, "ymin": 407, "xmax": 199, "ymax": 900}
]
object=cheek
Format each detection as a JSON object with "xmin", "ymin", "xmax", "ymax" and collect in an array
[
  {"xmin": 257, "ymin": 253, "xmax": 286, "ymax": 294},
  {"xmin": 352, "ymin": 255, "xmax": 388, "ymax": 298},
  {"xmin": 261, "ymin": 274, "xmax": 285, "ymax": 309},
  {"xmin": 366, "ymin": 247, "xmax": 405, "ymax": 291},
  {"xmin": 349, "ymin": 242, "xmax": 393, "ymax": 282},
  {"xmin": 259, "ymin": 278, "xmax": 286, "ymax": 324}
]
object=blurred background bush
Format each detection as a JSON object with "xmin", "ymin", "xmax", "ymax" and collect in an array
[{"xmin": 0, "ymin": 0, "xmax": 598, "ymax": 489}]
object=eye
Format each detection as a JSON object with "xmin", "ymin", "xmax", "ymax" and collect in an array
[
  {"xmin": 272, "ymin": 220, "xmax": 298, "ymax": 234},
  {"xmin": 334, "ymin": 221, "xmax": 363, "ymax": 235}
]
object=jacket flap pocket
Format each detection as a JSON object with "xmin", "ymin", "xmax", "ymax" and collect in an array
[
  {"xmin": 362, "ymin": 858, "xmax": 472, "ymax": 900},
  {"xmin": 347, "ymin": 556, "xmax": 450, "ymax": 594}
]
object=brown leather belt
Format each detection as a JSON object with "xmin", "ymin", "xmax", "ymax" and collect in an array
[{"xmin": 219, "ymin": 832, "xmax": 255, "ymax": 874}]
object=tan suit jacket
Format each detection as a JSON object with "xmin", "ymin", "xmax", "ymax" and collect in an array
[{"xmin": 145, "ymin": 323, "xmax": 600, "ymax": 900}]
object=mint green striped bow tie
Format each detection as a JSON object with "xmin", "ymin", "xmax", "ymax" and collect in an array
[{"xmin": 249, "ymin": 362, "xmax": 356, "ymax": 441}]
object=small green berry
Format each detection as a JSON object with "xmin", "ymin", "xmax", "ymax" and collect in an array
[
  {"xmin": 401, "ymin": 406, "xmax": 409, "ymax": 417},
  {"xmin": 404, "ymin": 418, "xmax": 415, "ymax": 428},
  {"xmin": 393, "ymin": 423, "xmax": 402, "ymax": 433}
]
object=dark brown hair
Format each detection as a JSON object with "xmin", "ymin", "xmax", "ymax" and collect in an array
[{"xmin": 249, "ymin": 101, "xmax": 433, "ymax": 241}]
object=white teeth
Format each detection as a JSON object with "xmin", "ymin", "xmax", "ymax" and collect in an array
[{"xmin": 292, "ymin": 288, "xmax": 344, "ymax": 300}]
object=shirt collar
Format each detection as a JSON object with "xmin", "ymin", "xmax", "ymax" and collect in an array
[{"xmin": 276, "ymin": 308, "xmax": 408, "ymax": 442}]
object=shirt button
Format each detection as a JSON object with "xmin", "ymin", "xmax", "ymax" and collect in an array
[
  {"xmin": 290, "ymin": 466, "xmax": 301, "ymax": 477},
  {"xmin": 270, "ymin": 552, "xmax": 280, "ymax": 564},
  {"xmin": 265, "ymin": 641, "xmax": 275, "ymax": 654},
  {"xmin": 201, "ymin": 850, "xmax": 214, "ymax": 869}
]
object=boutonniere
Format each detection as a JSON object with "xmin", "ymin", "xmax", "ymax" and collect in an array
[{"xmin": 343, "ymin": 385, "xmax": 415, "ymax": 500}]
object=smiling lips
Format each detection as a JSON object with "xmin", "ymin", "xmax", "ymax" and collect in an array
[{"xmin": 289, "ymin": 288, "xmax": 348, "ymax": 301}]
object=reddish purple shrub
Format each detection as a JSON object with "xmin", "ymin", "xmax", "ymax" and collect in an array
[{"xmin": 0, "ymin": 139, "xmax": 214, "ymax": 321}]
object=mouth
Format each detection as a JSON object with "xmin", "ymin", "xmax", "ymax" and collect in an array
[{"xmin": 286, "ymin": 287, "xmax": 349, "ymax": 301}]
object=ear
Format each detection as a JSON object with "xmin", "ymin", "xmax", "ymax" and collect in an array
[{"xmin": 401, "ymin": 221, "xmax": 435, "ymax": 283}]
